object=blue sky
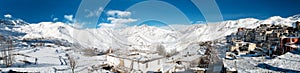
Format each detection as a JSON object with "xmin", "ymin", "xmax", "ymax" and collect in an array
[{"xmin": 0, "ymin": 0, "xmax": 300, "ymax": 28}]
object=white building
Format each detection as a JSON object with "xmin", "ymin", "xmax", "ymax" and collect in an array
[{"xmin": 106, "ymin": 50, "xmax": 166, "ymax": 73}]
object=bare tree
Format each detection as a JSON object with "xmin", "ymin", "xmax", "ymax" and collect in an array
[
  {"xmin": 68, "ymin": 55, "xmax": 77, "ymax": 73},
  {"xmin": 1, "ymin": 37, "xmax": 14, "ymax": 67}
]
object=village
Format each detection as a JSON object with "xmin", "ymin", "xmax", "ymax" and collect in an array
[
  {"xmin": 224, "ymin": 21, "xmax": 300, "ymax": 72},
  {"xmin": 226, "ymin": 21, "xmax": 300, "ymax": 58}
]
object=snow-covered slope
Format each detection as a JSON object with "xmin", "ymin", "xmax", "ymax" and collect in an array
[{"xmin": 2, "ymin": 14, "xmax": 300, "ymax": 52}]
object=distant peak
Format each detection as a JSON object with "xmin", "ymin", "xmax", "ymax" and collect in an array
[
  {"xmin": 268, "ymin": 16, "xmax": 283, "ymax": 19},
  {"xmin": 288, "ymin": 14, "xmax": 300, "ymax": 20},
  {"xmin": 292, "ymin": 14, "xmax": 300, "ymax": 17},
  {"xmin": 0, "ymin": 18, "xmax": 29, "ymax": 26}
]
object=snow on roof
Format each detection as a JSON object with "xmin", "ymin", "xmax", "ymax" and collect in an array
[
  {"xmin": 226, "ymin": 67, "xmax": 237, "ymax": 71},
  {"xmin": 190, "ymin": 67, "xmax": 206, "ymax": 71}
]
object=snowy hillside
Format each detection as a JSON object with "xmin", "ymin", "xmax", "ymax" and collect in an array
[{"xmin": 2, "ymin": 14, "xmax": 300, "ymax": 52}]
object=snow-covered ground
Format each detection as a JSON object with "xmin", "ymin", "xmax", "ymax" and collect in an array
[
  {"xmin": 0, "ymin": 46, "xmax": 108, "ymax": 73},
  {"xmin": 224, "ymin": 49, "xmax": 300, "ymax": 73}
]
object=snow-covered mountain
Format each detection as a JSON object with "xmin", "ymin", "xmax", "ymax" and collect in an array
[
  {"xmin": 0, "ymin": 19, "xmax": 29, "ymax": 26},
  {"xmin": 1, "ymin": 14, "xmax": 300, "ymax": 52}
]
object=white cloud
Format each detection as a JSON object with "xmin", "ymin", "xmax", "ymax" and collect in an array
[
  {"xmin": 107, "ymin": 10, "xmax": 131, "ymax": 17},
  {"xmin": 99, "ymin": 23, "xmax": 116, "ymax": 28},
  {"xmin": 85, "ymin": 7, "xmax": 104, "ymax": 18},
  {"xmin": 99, "ymin": 10, "xmax": 137, "ymax": 28},
  {"xmin": 53, "ymin": 18, "xmax": 58, "ymax": 21},
  {"xmin": 64, "ymin": 15, "xmax": 73, "ymax": 21},
  {"xmin": 107, "ymin": 17, "xmax": 137, "ymax": 24},
  {"xmin": 4, "ymin": 14, "xmax": 12, "ymax": 18},
  {"xmin": 99, "ymin": 17, "xmax": 137, "ymax": 28}
]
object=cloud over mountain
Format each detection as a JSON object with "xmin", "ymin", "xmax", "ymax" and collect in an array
[
  {"xmin": 64, "ymin": 15, "xmax": 74, "ymax": 21},
  {"xmin": 99, "ymin": 10, "xmax": 137, "ymax": 28},
  {"xmin": 4, "ymin": 14, "xmax": 12, "ymax": 18}
]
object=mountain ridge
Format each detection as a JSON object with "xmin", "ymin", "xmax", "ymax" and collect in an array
[{"xmin": 1, "ymin": 14, "xmax": 299, "ymax": 52}]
